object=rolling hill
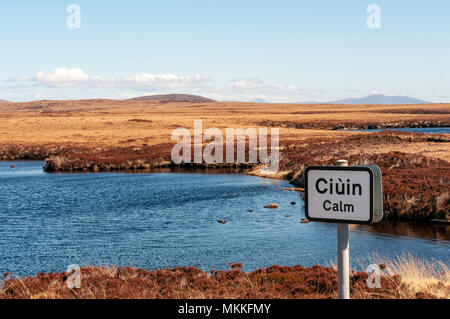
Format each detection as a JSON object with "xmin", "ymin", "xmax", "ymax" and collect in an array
[
  {"xmin": 328, "ymin": 94, "xmax": 429, "ymax": 105},
  {"xmin": 126, "ymin": 94, "xmax": 216, "ymax": 103}
]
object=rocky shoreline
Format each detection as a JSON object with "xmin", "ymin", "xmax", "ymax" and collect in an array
[{"xmin": 0, "ymin": 144, "xmax": 71, "ymax": 161}]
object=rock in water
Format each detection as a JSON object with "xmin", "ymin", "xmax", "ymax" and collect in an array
[
  {"xmin": 218, "ymin": 220, "xmax": 227, "ymax": 224},
  {"xmin": 264, "ymin": 204, "xmax": 278, "ymax": 209},
  {"xmin": 300, "ymin": 219, "xmax": 311, "ymax": 224},
  {"xmin": 291, "ymin": 201, "xmax": 296, "ymax": 205},
  {"xmin": 282, "ymin": 187, "xmax": 305, "ymax": 192},
  {"xmin": 9, "ymin": 164, "xmax": 15, "ymax": 168}
]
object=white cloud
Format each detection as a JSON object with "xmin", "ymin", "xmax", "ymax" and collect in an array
[
  {"xmin": 120, "ymin": 73, "xmax": 212, "ymax": 90},
  {"xmin": 205, "ymin": 77, "xmax": 300, "ymax": 101},
  {"xmin": 229, "ymin": 77, "xmax": 264, "ymax": 89},
  {"xmin": 90, "ymin": 75, "xmax": 119, "ymax": 88},
  {"xmin": 10, "ymin": 75, "xmax": 31, "ymax": 82},
  {"xmin": 35, "ymin": 67, "xmax": 89, "ymax": 86},
  {"xmin": 10, "ymin": 67, "xmax": 213, "ymax": 91},
  {"xmin": 10, "ymin": 68, "xmax": 212, "ymax": 90},
  {"xmin": 3, "ymin": 67, "xmax": 306, "ymax": 102},
  {"xmin": 125, "ymin": 73, "xmax": 209, "ymax": 85},
  {"xmin": 225, "ymin": 77, "xmax": 298, "ymax": 92}
]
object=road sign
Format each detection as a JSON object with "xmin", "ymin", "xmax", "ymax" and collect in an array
[
  {"xmin": 305, "ymin": 161, "xmax": 383, "ymax": 299},
  {"xmin": 305, "ymin": 165, "xmax": 383, "ymax": 225}
]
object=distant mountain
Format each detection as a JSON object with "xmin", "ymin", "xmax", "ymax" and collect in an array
[
  {"xmin": 250, "ymin": 98, "xmax": 270, "ymax": 103},
  {"xmin": 0, "ymin": 99, "xmax": 9, "ymax": 103},
  {"xmin": 328, "ymin": 94, "xmax": 429, "ymax": 105},
  {"xmin": 126, "ymin": 94, "xmax": 216, "ymax": 103}
]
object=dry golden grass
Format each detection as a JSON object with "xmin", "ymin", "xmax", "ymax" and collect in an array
[
  {"xmin": 0, "ymin": 100, "xmax": 448, "ymax": 160},
  {"xmin": 357, "ymin": 254, "xmax": 450, "ymax": 299}
]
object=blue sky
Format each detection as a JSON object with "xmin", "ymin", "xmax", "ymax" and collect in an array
[{"xmin": 1, "ymin": 0, "xmax": 449, "ymax": 102}]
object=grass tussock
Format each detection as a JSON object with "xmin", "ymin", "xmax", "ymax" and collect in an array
[
  {"xmin": 0, "ymin": 256, "xmax": 448, "ymax": 299},
  {"xmin": 366, "ymin": 254, "xmax": 450, "ymax": 299}
]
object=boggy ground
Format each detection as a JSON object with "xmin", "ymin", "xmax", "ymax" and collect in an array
[
  {"xmin": 0, "ymin": 100, "xmax": 449, "ymax": 222},
  {"xmin": 1, "ymin": 257, "xmax": 448, "ymax": 299}
]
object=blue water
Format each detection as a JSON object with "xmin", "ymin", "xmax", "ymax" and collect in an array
[
  {"xmin": 356, "ymin": 127, "xmax": 450, "ymax": 134},
  {"xmin": 0, "ymin": 162, "xmax": 448, "ymax": 277}
]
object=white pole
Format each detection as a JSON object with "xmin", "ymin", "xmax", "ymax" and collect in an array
[{"xmin": 337, "ymin": 159, "xmax": 350, "ymax": 299}]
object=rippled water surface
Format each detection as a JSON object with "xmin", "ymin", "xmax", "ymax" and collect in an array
[{"xmin": 0, "ymin": 162, "xmax": 448, "ymax": 277}]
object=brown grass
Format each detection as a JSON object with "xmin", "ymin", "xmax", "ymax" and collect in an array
[
  {"xmin": 1, "ymin": 256, "xmax": 447, "ymax": 299},
  {"xmin": 0, "ymin": 100, "xmax": 448, "ymax": 154}
]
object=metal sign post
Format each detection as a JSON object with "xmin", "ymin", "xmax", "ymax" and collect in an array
[
  {"xmin": 304, "ymin": 159, "xmax": 383, "ymax": 299},
  {"xmin": 336, "ymin": 160, "xmax": 350, "ymax": 299}
]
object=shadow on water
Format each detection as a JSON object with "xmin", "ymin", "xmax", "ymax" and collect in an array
[{"xmin": 356, "ymin": 220, "xmax": 450, "ymax": 242}]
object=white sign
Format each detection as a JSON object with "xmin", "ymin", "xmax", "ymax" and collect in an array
[{"xmin": 305, "ymin": 166, "xmax": 376, "ymax": 224}]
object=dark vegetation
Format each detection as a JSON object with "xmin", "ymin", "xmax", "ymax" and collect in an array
[
  {"xmin": 0, "ymin": 264, "xmax": 406, "ymax": 299},
  {"xmin": 260, "ymin": 119, "xmax": 449, "ymax": 130}
]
